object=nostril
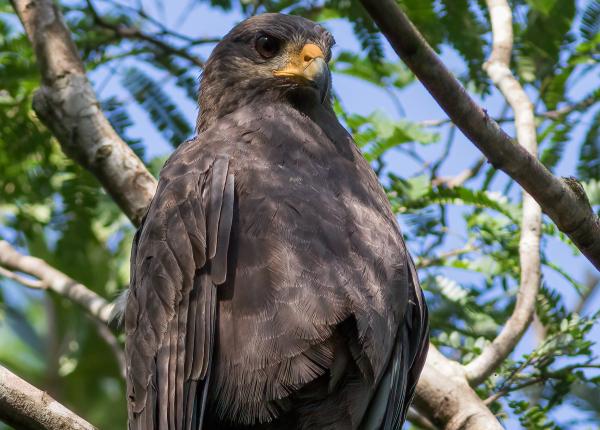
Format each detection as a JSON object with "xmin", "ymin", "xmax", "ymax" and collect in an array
[{"xmin": 304, "ymin": 55, "xmax": 313, "ymax": 63}]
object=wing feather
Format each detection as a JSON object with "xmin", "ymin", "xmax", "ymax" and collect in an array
[
  {"xmin": 358, "ymin": 255, "xmax": 429, "ymax": 430},
  {"xmin": 125, "ymin": 151, "xmax": 234, "ymax": 430},
  {"xmin": 381, "ymin": 256, "xmax": 429, "ymax": 430},
  {"xmin": 211, "ymin": 173, "xmax": 235, "ymax": 284},
  {"xmin": 208, "ymin": 157, "xmax": 230, "ymax": 259}
]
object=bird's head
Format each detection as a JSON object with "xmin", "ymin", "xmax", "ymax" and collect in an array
[{"xmin": 197, "ymin": 13, "xmax": 335, "ymax": 132}]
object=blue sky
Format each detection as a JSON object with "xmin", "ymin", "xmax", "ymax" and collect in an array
[{"xmin": 80, "ymin": 0, "xmax": 600, "ymax": 427}]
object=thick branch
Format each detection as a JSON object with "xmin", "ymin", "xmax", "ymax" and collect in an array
[
  {"xmin": 0, "ymin": 365, "xmax": 96, "ymax": 430},
  {"xmin": 359, "ymin": 0, "xmax": 600, "ymax": 270},
  {"xmin": 414, "ymin": 346, "xmax": 503, "ymax": 430},
  {"xmin": 0, "ymin": 241, "xmax": 114, "ymax": 325},
  {"xmin": 10, "ymin": 0, "xmax": 156, "ymax": 226},
  {"xmin": 464, "ymin": 0, "xmax": 542, "ymax": 386}
]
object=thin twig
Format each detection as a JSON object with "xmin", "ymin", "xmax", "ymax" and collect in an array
[
  {"xmin": 483, "ymin": 361, "xmax": 600, "ymax": 405},
  {"xmin": 418, "ymin": 93, "xmax": 598, "ymax": 128},
  {"xmin": 416, "ymin": 243, "xmax": 477, "ymax": 268},
  {"xmin": 432, "ymin": 157, "xmax": 485, "ymax": 189},
  {"xmin": 574, "ymin": 273, "xmax": 600, "ymax": 315},
  {"xmin": 86, "ymin": 0, "xmax": 206, "ymax": 68},
  {"xmin": 407, "ymin": 407, "xmax": 436, "ymax": 430},
  {"xmin": 89, "ymin": 317, "xmax": 126, "ymax": 379}
]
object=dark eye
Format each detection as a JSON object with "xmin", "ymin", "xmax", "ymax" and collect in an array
[{"xmin": 255, "ymin": 35, "xmax": 280, "ymax": 59}]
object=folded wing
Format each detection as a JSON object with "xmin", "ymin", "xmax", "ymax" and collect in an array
[{"xmin": 125, "ymin": 152, "xmax": 234, "ymax": 430}]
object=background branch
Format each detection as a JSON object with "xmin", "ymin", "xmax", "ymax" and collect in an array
[
  {"xmin": 0, "ymin": 241, "xmax": 114, "ymax": 325},
  {"xmin": 464, "ymin": 0, "xmax": 542, "ymax": 386},
  {"xmin": 431, "ymin": 157, "xmax": 485, "ymax": 189},
  {"xmin": 0, "ymin": 365, "xmax": 96, "ymax": 430},
  {"xmin": 359, "ymin": 0, "xmax": 600, "ymax": 271},
  {"xmin": 0, "ymin": 241, "xmax": 126, "ymax": 380}
]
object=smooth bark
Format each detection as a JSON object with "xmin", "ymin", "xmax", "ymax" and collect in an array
[{"xmin": 0, "ymin": 365, "xmax": 96, "ymax": 430}]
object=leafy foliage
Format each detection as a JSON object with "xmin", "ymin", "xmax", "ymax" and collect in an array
[
  {"xmin": 0, "ymin": 1, "xmax": 599, "ymax": 429},
  {"xmin": 121, "ymin": 66, "xmax": 193, "ymax": 147},
  {"xmin": 578, "ymin": 109, "xmax": 600, "ymax": 182}
]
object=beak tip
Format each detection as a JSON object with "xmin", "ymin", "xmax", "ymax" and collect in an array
[{"xmin": 309, "ymin": 57, "xmax": 330, "ymax": 104}]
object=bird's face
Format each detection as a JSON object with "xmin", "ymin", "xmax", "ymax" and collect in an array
[
  {"xmin": 264, "ymin": 35, "xmax": 330, "ymax": 104},
  {"xmin": 198, "ymin": 14, "xmax": 335, "ymax": 130}
]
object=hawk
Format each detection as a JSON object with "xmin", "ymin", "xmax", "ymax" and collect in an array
[{"xmin": 125, "ymin": 13, "xmax": 429, "ymax": 430}]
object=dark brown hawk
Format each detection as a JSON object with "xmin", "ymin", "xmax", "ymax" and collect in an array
[{"xmin": 125, "ymin": 13, "xmax": 429, "ymax": 430}]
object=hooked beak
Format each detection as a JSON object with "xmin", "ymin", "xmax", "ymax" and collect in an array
[{"xmin": 273, "ymin": 43, "xmax": 331, "ymax": 103}]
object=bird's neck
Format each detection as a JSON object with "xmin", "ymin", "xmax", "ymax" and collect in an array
[
  {"xmin": 197, "ymin": 78, "xmax": 271, "ymax": 133},
  {"xmin": 197, "ymin": 78, "xmax": 335, "ymax": 134}
]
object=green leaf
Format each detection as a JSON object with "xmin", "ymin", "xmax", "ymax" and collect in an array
[
  {"xmin": 582, "ymin": 179, "xmax": 600, "ymax": 206},
  {"xmin": 438, "ymin": 0, "xmax": 488, "ymax": 91},
  {"xmin": 121, "ymin": 67, "xmax": 193, "ymax": 147},
  {"xmin": 348, "ymin": 111, "xmax": 438, "ymax": 161},
  {"xmin": 518, "ymin": 0, "xmax": 576, "ymax": 81},
  {"xmin": 580, "ymin": 1, "xmax": 600, "ymax": 42},
  {"xmin": 577, "ymin": 109, "xmax": 600, "ymax": 182},
  {"xmin": 332, "ymin": 51, "xmax": 413, "ymax": 89}
]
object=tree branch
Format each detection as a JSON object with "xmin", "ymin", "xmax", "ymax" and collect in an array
[
  {"xmin": 414, "ymin": 346, "xmax": 503, "ymax": 430},
  {"xmin": 432, "ymin": 157, "xmax": 485, "ymax": 189},
  {"xmin": 10, "ymin": 0, "xmax": 157, "ymax": 226},
  {"xmin": 407, "ymin": 407, "xmax": 436, "ymax": 430},
  {"xmin": 0, "ymin": 365, "xmax": 96, "ymax": 430},
  {"xmin": 0, "ymin": 241, "xmax": 126, "ymax": 378},
  {"xmin": 0, "ymin": 266, "xmax": 45, "ymax": 289},
  {"xmin": 0, "ymin": 241, "xmax": 114, "ymax": 325},
  {"xmin": 359, "ymin": 0, "xmax": 600, "ymax": 271},
  {"xmin": 90, "ymin": 0, "xmax": 220, "ymax": 46},
  {"xmin": 574, "ymin": 273, "xmax": 600, "ymax": 315},
  {"xmin": 464, "ymin": 0, "xmax": 542, "ymax": 386},
  {"xmin": 89, "ymin": 317, "xmax": 126, "ymax": 379}
]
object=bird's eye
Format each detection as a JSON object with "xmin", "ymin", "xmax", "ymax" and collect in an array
[{"xmin": 255, "ymin": 35, "xmax": 280, "ymax": 59}]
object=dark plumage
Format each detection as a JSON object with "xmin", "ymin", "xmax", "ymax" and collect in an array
[{"xmin": 125, "ymin": 13, "xmax": 429, "ymax": 430}]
